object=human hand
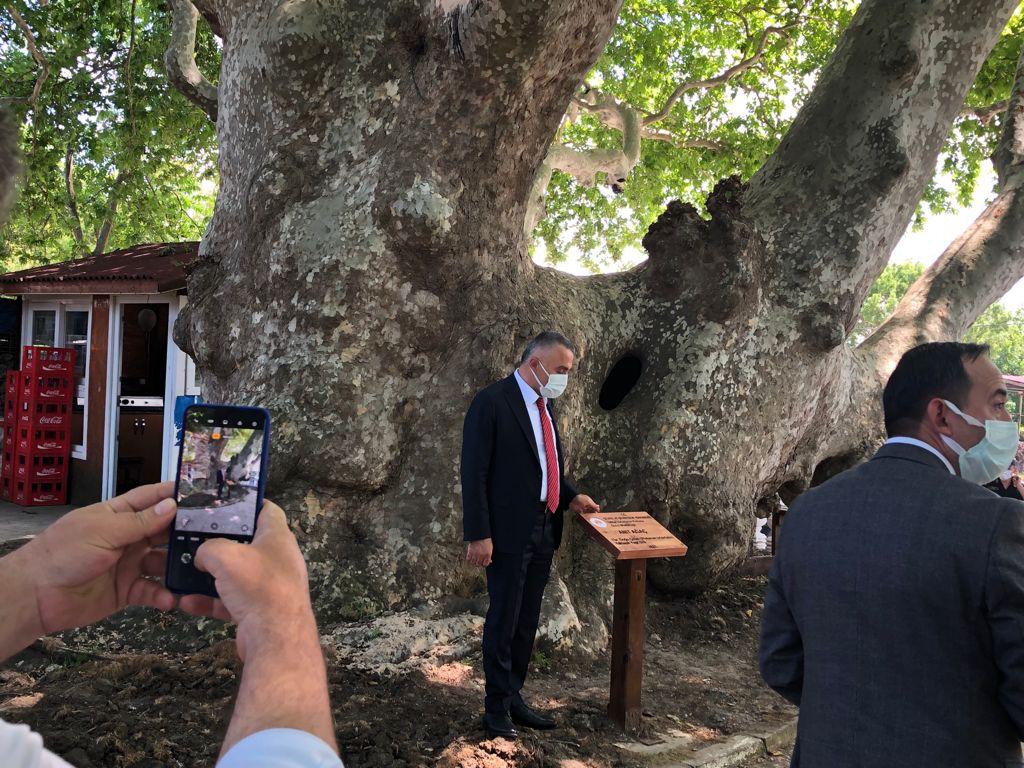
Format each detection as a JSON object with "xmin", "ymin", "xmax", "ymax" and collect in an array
[
  {"xmin": 178, "ymin": 501, "xmax": 316, "ymax": 662},
  {"xmin": 466, "ymin": 538, "xmax": 493, "ymax": 568},
  {"xmin": 569, "ymin": 494, "xmax": 601, "ymax": 514},
  {"xmin": 12, "ymin": 481, "xmax": 178, "ymax": 635}
]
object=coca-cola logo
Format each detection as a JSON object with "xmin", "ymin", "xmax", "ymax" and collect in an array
[
  {"xmin": 37, "ymin": 442, "xmax": 60, "ymax": 450},
  {"xmin": 41, "ymin": 364, "xmax": 67, "ymax": 371},
  {"xmin": 34, "ymin": 494, "xmax": 58, "ymax": 502},
  {"xmin": 38, "ymin": 416, "xmax": 64, "ymax": 425}
]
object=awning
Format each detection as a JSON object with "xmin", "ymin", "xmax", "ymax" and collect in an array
[{"xmin": 0, "ymin": 241, "xmax": 199, "ymax": 295}]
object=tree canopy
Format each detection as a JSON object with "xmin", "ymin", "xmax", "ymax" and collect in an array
[
  {"xmin": 0, "ymin": 0, "xmax": 219, "ymax": 268},
  {"xmin": 3, "ymin": 0, "xmax": 1024, "ymax": 273},
  {"xmin": 535, "ymin": 1, "xmax": 1024, "ymax": 269}
]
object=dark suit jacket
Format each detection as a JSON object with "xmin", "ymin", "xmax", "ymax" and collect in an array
[
  {"xmin": 461, "ymin": 373, "xmax": 578, "ymax": 553},
  {"xmin": 760, "ymin": 442, "xmax": 1024, "ymax": 767}
]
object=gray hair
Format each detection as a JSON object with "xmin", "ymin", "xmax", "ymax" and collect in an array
[
  {"xmin": 520, "ymin": 331, "xmax": 576, "ymax": 364},
  {"xmin": 0, "ymin": 108, "xmax": 20, "ymax": 225}
]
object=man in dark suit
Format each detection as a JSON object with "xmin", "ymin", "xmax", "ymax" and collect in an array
[
  {"xmin": 761, "ymin": 342, "xmax": 1024, "ymax": 767},
  {"xmin": 462, "ymin": 331, "xmax": 600, "ymax": 739}
]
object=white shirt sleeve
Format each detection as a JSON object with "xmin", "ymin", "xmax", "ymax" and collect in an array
[
  {"xmin": 0, "ymin": 719, "xmax": 75, "ymax": 768},
  {"xmin": 217, "ymin": 729, "xmax": 344, "ymax": 768}
]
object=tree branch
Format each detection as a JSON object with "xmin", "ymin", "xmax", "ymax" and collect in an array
[
  {"xmin": 640, "ymin": 127, "xmax": 725, "ymax": 151},
  {"xmin": 864, "ymin": 35, "xmax": 1024, "ymax": 358},
  {"xmin": 63, "ymin": 145, "xmax": 87, "ymax": 256},
  {"xmin": 745, "ymin": 0, "xmax": 1019, "ymax": 341},
  {"xmin": 190, "ymin": 0, "xmax": 221, "ymax": 38},
  {"xmin": 641, "ymin": 22, "xmax": 799, "ymax": 126},
  {"xmin": 5, "ymin": 5, "xmax": 50, "ymax": 106},
  {"xmin": 163, "ymin": 0, "xmax": 218, "ymax": 122},
  {"xmin": 524, "ymin": 94, "xmax": 641, "ymax": 235},
  {"xmin": 93, "ymin": 171, "xmax": 129, "ymax": 256},
  {"xmin": 0, "ymin": 108, "xmax": 19, "ymax": 223},
  {"xmin": 964, "ymin": 99, "xmax": 1009, "ymax": 125}
]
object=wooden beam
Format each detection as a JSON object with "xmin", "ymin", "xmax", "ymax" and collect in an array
[
  {"xmin": 0, "ymin": 280, "xmax": 164, "ymax": 295},
  {"xmin": 608, "ymin": 558, "xmax": 646, "ymax": 732},
  {"xmin": 72, "ymin": 295, "xmax": 110, "ymax": 504}
]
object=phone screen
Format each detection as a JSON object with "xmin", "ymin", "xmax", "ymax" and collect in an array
[{"xmin": 176, "ymin": 409, "xmax": 265, "ymax": 536}]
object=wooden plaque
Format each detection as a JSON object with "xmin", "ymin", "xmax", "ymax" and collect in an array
[{"xmin": 576, "ymin": 511, "xmax": 687, "ymax": 560}]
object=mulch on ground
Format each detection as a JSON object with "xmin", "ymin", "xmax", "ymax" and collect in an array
[{"xmin": 0, "ymin": 546, "xmax": 793, "ymax": 768}]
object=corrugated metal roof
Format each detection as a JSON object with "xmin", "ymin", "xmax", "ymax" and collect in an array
[
  {"xmin": 0, "ymin": 241, "xmax": 199, "ymax": 295},
  {"xmin": 1006, "ymin": 374, "xmax": 1024, "ymax": 393}
]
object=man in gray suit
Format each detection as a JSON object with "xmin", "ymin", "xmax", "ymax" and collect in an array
[{"xmin": 761, "ymin": 341, "xmax": 1024, "ymax": 767}]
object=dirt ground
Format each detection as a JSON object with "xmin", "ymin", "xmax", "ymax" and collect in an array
[{"xmin": 0, "ymin": 539, "xmax": 794, "ymax": 768}]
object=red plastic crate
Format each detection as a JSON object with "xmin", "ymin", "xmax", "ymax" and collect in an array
[
  {"xmin": 12, "ymin": 477, "xmax": 66, "ymax": 506},
  {"xmin": 12, "ymin": 451, "xmax": 67, "ymax": 483},
  {"xmin": 17, "ymin": 400, "xmax": 71, "ymax": 430},
  {"xmin": 22, "ymin": 346, "xmax": 75, "ymax": 375},
  {"xmin": 4, "ymin": 371, "xmax": 19, "ymax": 425},
  {"xmin": 0, "ymin": 475, "xmax": 11, "ymax": 500},
  {"xmin": 15, "ymin": 425, "xmax": 70, "ymax": 455},
  {"xmin": 19, "ymin": 371, "xmax": 73, "ymax": 404},
  {"xmin": 5, "ymin": 370, "xmax": 18, "ymax": 399}
]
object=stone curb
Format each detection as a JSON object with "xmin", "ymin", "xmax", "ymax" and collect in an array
[
  {"xmin": 615, "ymin": 716, "xmax": 797, "ymax": 768},
  {"xmin": 682, "ymin": 717, "xmax": 798, "ymax": 768}
]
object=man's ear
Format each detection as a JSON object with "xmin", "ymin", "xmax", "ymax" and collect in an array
[{"xmin": 928, "ymin": 398, "xmax": 954, "ymax": 436}]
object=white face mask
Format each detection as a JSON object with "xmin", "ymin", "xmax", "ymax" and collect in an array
[
  {"xmin": 940, "ymin": 399, "xmax": 1019, "ymax": 485},
  {"xmin": 531, "ymin": 361, "xmax": 568, "ymax": 399}
]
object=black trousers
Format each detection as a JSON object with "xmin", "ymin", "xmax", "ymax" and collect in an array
[{"xmin": 482, "ymin": 503, "xmax": 555, "ymax": 715}]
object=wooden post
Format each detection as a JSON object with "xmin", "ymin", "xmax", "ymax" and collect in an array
[
  {"xmin": 573, "ymin": 511, "xmax": 685, "ymax": 732},
  {"xmin": 608, "ymin": 558, "xmax": 647, "ymax": 732}
]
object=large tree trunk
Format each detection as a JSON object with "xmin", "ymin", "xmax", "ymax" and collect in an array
[{"xmin": 174, "ymin": 0, "xmax": 1023, "ymax": 641}]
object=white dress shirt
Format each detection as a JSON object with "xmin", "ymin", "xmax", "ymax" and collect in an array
[
  {"xmin": 218, "ymin": 729, "xmax": 344, "ymax": 768},
  {"xmin": 514, "ymin": 369, "xmax": 559, "ymax": 502},
  {"xmin": 0, "ymin": 719, "xmax": 343, "ymax": 768},
  {"xmin": 883, "ymin": 436, "xmax": 956, "ymax": 475}
]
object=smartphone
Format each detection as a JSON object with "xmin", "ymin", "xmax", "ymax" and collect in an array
[{"xmin": 165, "ymin": 404, "xmax": 271, "ymax": 597}]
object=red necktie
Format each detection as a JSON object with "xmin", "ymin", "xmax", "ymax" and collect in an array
[{"xmin": 536, "ymin": 397, "xmax": 559, "ymax": 513}]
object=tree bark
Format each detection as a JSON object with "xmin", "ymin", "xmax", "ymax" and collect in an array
[
  {"xmin": 0, "ymin": 108, "xmax": 18, "ymax": 222},
  {"xmin": 173, "ymin": 0, "xmax": 1022, "ymax": 642}
]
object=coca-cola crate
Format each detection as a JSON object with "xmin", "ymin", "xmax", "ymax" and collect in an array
[
  {"xmin": 22, "ymin": 346, "xmax": 75, "ymax": 375},
  {"xmin": 4, "ymin": 371, "xmax": 19, "ymax": 425},
  {"xmin": 18, "ymin": 400, "xmax": 71, "ymax": 430},
  {"xmin": 12, "ymin": 450, "xmax": 67, "ymax": 483},
  {"xmin": 15, "ymin": 425, "xmax": 70, "ymax": 455},
  {"xmin": 12, "ymin": 477, "xmax": 66, "ymax": 506},
  {"xmin": 0, "ymin": 475, "xmax": 11, "ymax": 500},
  {"xmin": 19, "ymin": 370, "xmax": 73, "ymax": 404}
]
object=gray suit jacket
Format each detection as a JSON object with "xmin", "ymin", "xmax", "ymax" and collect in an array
[{"xmin": 761, "ymin": 443, "xmax": 1024, "ymax": 767}]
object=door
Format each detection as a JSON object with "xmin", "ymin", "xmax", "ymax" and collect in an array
[{"xmin": 112, "ymin": 302, "xmax": 169, "ymax": 495}]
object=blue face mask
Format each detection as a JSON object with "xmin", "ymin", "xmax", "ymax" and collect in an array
[{"xmin": 940, "ymin": 400, "xmax": 1019, "ymax": 485}]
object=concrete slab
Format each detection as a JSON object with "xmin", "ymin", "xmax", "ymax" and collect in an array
[{"xmin": 0, "ymin": 501, "xmax": 73, "ymax": 542}]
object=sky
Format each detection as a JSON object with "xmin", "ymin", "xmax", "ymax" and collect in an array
[{"xmin": 539, "ymin": 164, "xmax": 1024, "ymax": 312}]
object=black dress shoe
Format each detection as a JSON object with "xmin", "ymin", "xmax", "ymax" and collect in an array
[
  {"xmin": 483, "ymin": 712, "xmax": 518, "ymax": 739},
  {"xmin": 510, "ymin": 700, "xmax": 556, "ymax": 730}
]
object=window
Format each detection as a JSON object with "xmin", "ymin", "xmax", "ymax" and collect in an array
[
  {"xmin": 23, "ymin": 301, "xmax": 91, "ymax": 458},
  {"xmin": 31, "ymin": 309, "xmax": 56, "ymax": 346}
]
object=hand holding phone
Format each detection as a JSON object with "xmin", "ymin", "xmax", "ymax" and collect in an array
[
  {"xmin": 179, "ymin": 500, "xmax": 316, "ymax": 661},
  {"xmin": 166, "ymin": 405, "xmax": 271, "ymax": 596}
]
